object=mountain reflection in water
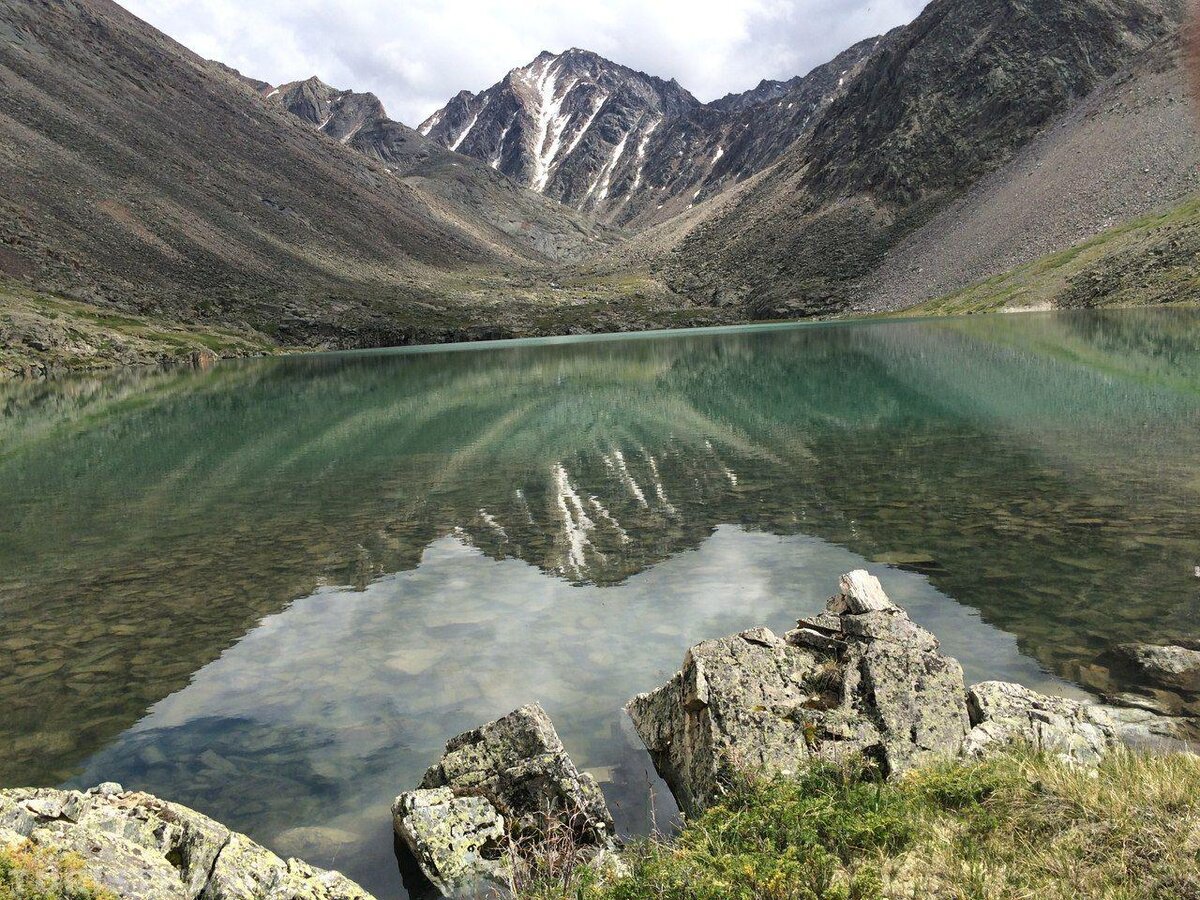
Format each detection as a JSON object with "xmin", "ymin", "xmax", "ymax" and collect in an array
[{"xmin": 2, "ymin": 308, "xmax": 1199, "ymax": 896}]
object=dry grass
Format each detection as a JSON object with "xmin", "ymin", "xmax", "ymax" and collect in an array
[
  {"xmin": 0, "ymin": 841, "xmax": 114, "ymax": 900},
  {"xmin": 521, "ymin": 749, "xmax": 1200, "ymax": 900}
]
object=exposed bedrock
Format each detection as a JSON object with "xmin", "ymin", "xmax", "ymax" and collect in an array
[
  {"xmin": 626, "ymin": 570, "xmax": 971, "ymax": 815},
  {"xmin": 627, "ymin": 570, "xmax": 1197, "ymax": 816},
  {"xmin": 392, "ymin": 702, "xmax": 617, "ymax": 897},
  {"xmin": 0, "ymin": 782, "xmax": 374, "ymax": 900},
  {"xmin": 964, "ymin": 679, "xmax": 1194, "ymax": 764}
]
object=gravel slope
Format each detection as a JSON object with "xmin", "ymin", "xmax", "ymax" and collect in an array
[{"xmin": 853, "ymin": 38, "xmax": 1200, "ymax": 312}]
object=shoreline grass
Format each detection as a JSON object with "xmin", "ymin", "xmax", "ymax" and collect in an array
[
  {"xmin": 0, "ymin": 842, "xmax": 114, "ymax": 900},
  {"xmin": 521, "ymin": 749, "xmax": 1200, "ymax": 900}
]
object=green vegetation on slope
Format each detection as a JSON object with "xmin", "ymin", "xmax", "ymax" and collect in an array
[
  {"xmin": 0, "ymin": 278, "xmax": 280, "ymax": 377},
  {"xmin": 904, "ymin": 193, "xmax": 1200, "ymax": 316},
  {"xmin": 0, "ymin": 843, "xmax": 114, "ymax": 900},
  {"xmin": 522, "ymin": 750, "xmax": 1200, "ymax": 900}
]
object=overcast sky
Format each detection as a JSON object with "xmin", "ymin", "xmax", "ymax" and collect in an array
[{"xmin": 122, "ymin": 0, "xmax": 926, "ymax": 127}]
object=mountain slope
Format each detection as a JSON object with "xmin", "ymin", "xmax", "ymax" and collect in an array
[
  {"xmin": 854, "ymin": 35, "xmax": 1200, "ymax": 311},
  {"xmin": 898, "ymin": 189, "xmax": 1200, "ymax": 315},
  {"xmin": 269, "ymin": 75, "xmax": 619, "ymax": 262},
  {"xmin": 657, "ymin": 0, "xmax": 1184, "ymax": 317},
  {"xmin": 420, "ymin": 41, "xmax": 879, "ymax": 227},
  {"xmin": 0, "ymin": 0, "xmax": 623, "ymax": 356},
  {"xmin": 420, "ymin": 49, "xmax": 698, "ymax": 223}
]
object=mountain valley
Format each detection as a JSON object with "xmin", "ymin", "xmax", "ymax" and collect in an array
[{"xmin": 0, "ymin": 0, "xmax": 1197, "ymax": 376}]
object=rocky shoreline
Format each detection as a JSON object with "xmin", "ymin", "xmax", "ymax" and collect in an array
[
  {"xmin": 5, "ymin": 571, "xmax": 1196, "ymax": 899},
  {"xmin": 0, "ymin": 782, "xmax": 373, "ymax": 899}
]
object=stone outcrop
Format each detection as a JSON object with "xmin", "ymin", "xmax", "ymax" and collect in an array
[
  {"xmin": 964, "ymin": 680, "xmax": 1194, "ymax": 764},
  {"xmin": 626, "ymin": 571, "xmax": 971, "ymax": 815},
  {"xmin": 1082, "ymin": 642, "xmax": 1200, "ymax": 719},
  {"xmin": 0, "ymin": 782, "xmax": 374, "ymax": 900},
  {"xmin": 393, "ymin": 703, "xmax": 616, "ymax": 897},
  {"xmin": 1111, "ymin": 642, "xmax": 1200, "ymax": 693}
]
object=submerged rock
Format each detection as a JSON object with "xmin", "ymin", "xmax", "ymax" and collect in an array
[
  {"xmin": 965, "ymin": 680, "xmax": 1193, "ymax": 764},
  {"xmin": 0, "ymin": 783, "xmax": 374, "ymax": 900},
  {"xmin": 626, "ymin": 571, "xmax": 970, "ymax": 815},
  {"xmin": 1110, "ymin": 642, "xmax": 1200, "ymax": 694},
  {"xmin": 394, "ymin": 702, "xmax": 616, "ymax": 897},
  {"xmin": 1101, "ymin": 642, "xmax": 1200, "ymax": 718},
  {"xmin": 1078, "ymin": 639, "xmax": 1200, "ymax": 720}
]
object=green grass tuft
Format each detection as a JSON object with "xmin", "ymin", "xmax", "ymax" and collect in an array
[
  {"xmin": 0, "ymin": 843, "xmax": 115, "ymax": 900},
  {"xmin": 521, "ymin": 749, "xmax": 1200, "ymax": 900}
]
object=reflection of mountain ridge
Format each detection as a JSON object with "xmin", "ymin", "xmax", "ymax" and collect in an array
[{"xmin": 2, "ymin": 310, "xmax": 1199, "ymax": 786}]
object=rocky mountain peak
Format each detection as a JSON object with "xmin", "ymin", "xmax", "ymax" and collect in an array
[
  {"xmin": 418, "ymin": 40, "xmax": 878, "ymax": 225},
  {"xmin": 270, "ymin": 77, "xmax": 387, "ymax": 145}
]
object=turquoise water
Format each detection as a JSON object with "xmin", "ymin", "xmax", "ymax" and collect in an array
[{"xmin": 2, "ymin": 308, "xmax": 1199, "ymax": 896}]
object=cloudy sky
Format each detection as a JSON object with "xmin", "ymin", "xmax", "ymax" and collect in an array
[{"xmin": 122, "ymin": 0, "xmax": 925, "ymax": 127}]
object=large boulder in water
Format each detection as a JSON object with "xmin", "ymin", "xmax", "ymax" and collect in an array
[
  {"xmin": 0, "ymin": 782, "xmax": 374, "ymax": 900},
  {"xmin": 625, "ymin": 571, "xmax": 970, "ymax": 815},
  {"xmin": 1109, "ymin": 642, "xmax": 1200, "ymax": 695},
  {"xmin": 393, "ymin": 702, "xmax": 616, "ymax": 897},
  {"xmin": 1081, "ymin": 642, "xmax": 1200, "ymax": 718}
]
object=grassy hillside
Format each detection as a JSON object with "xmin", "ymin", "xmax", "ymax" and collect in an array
[
  {"xmin": 0, "ymin": 279, "xmax": 280, "ymax": 377},
  {"xmin": 902, "ymin": 192, "xmax": 1200, "ymax": 315},
  {"xmin": 521, "ymin": 749, "xmax": 1200, "ymax": 900}
]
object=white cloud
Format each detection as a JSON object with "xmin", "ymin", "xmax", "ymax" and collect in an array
[{"xmin": 121, "ymin": 0, "xmax": 926, "ymax": 126}]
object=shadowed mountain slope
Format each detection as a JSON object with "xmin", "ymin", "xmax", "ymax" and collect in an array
[
  {"xmin": 0, "ymin": 0, "xmax": 620, "ymax": 357},
  {"xmin": 655, "ymin": 0, "xmax": 1185, "ymax": 317},
  {"xmin": 852, "ymin": 36, "xmax": 1200, "ymax": 311}
]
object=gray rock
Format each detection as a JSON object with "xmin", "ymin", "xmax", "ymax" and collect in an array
[
  {"xmin": 205, "ymin": 831, "xmax": 372, "ymax": 900},
  {"xmin": 1109, "ymin": 642, "xmax": 1200, "ymax": 694},
  {"xmin": 418, "ymin": 703, "xmax": 615, "ymax": 846},
  {"xmin": 626, "ymin": 571, "xmax": 970, "ymax": 815},
  {"xmin": 828, "ymin": 569, "xmax": 896, "ymax": 615},
  {"xmin": 964, "ymin": 680, "xmax": 1194, "ymax": 764},
  {"xmin": 0, "ymin": 785, "xmax": 375, "ymax": 900},
  {"xmin": 392, "ymin": 788, "xmax": 510, "ymax": 898},
  {"xmin": 395, "ymin": 702, "xmax": 616, "ymax": 896}
]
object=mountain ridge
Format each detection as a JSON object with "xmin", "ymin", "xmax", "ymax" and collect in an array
[
  {"xmin": 416, "ymin": 39, "xmax": 880, "ymax": 226},
  {"xmin": 656, "ymin": 0, "xmax": 1187, "ymax": 317},
  {"xmin": 2, "ymin": 0, "xmax": 1198, "ymax": 377},
  {"xmin": 0, "ymin": 0, "xmax": 632, "ymax": 363}
]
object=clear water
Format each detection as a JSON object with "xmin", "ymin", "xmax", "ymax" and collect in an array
[{"xmin": 2, "ymin": 308, "xmax": 1199, "ymax": 897}]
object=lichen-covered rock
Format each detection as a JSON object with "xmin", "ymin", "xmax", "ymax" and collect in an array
[
  {"xmin": 392, "ymin": 788, "xmax": 509, "ymax": 898},
  {"xmin": 206, "ymin": 832, "xmax": 372, "ymax": 900},
  {"xmin": 0, "ymin": 784, "xmax": 375, "ymax": 900},
  {"xmin": 395, "ymin": 703, "xmax": 616, "ymax": 896},
  {"xmin": 418, "ymin": 703, "xmax": 615, "ymax": 846},
  {"xmin": 964, "ymin": 680, "xmax": 1193, "ymax": 764},
  {"xmin": 626, "ymin": 571, "xmax": 970, "ymax": 815}
]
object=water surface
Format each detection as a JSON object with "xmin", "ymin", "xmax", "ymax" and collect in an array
[{"xmin": 2, "ymin": 308, "xmax": 1199, "ymax": 897}]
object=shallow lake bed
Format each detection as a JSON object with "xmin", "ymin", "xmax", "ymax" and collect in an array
[{"xmin": 2, "ymin": 308, "xmax": 1199, "ymax": 896}]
